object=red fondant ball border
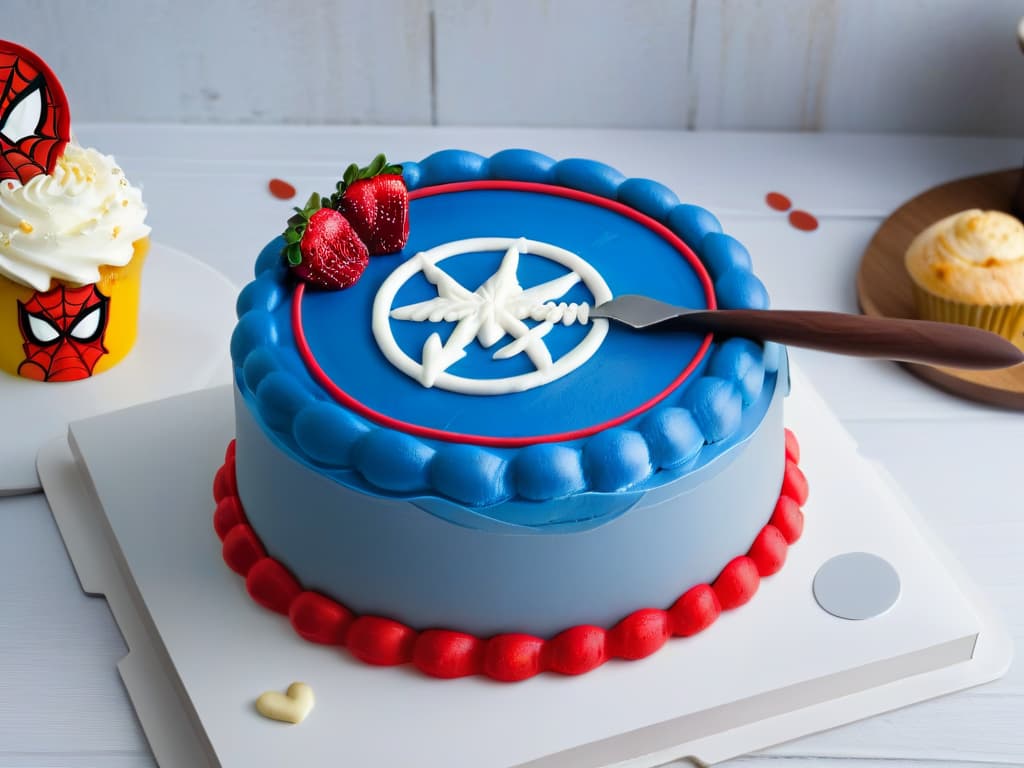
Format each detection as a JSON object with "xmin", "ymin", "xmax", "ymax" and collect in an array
[{"xmin": 212, "ymin": 431, "xmax": 808, "ymax": 682}]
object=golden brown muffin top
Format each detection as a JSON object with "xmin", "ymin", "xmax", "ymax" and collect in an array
[{"xmin": 904, "ymin": 209, "xmax": 1024, "ymax": 304}]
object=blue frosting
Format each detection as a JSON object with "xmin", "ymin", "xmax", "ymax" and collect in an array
[
  {"xmin": 639, "ymin": 407, "xmax": 704, "ymax": 470},
  {"xmin": 583, "ymin": 429, "xmax": 652, "ymax": 492},
  {"xmin": 232, "ymin": 149, "xmax": 780, "ymax": 520},
  {"xmin": 709, "ymin": 338, "xmax": 765, "ymax": 405},
  {"xmin": 681, "ymin": 377, "xmax": 743, "ymax": 443},
  {"xmin": 667, "ymin": 204, "xmax": 723, "ymax": 248},
  {"xmin": 552, "ymin": 158, "xmax": 626, "ymax": 198},
  {"xmin": 701, "ymin": 233, "xmax": 753, "ymax": 278},
  {"xmin": 616, "ymin": 177, "xmax": 680, "ymax": 222},
  {"xmin": 293, "ymin": 402, "xmax": 369, "ymax": 466},
  {"xmin": 488, "ymin": 149, "xmax": 557, "ymax": 183},
  {"xmin": 513, "ymin": 444, "xmax": 586, "ymax": 501},
  {"xmin": 352, "ymin": 430, "xmax": 435, "ymax": 492}
]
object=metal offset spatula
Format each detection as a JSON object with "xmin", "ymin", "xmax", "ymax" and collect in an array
[{"xmin": 589, "ymin": 295, "xmax": 1024, "ymax": 370}]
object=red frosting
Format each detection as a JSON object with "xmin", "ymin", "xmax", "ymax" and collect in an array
[
  {"xmin": 770, "ymin": 495, "xmax": 804, "ymax": 544},
  {"xmin": 212, "ymin": 429, "xmax": 808, "ymax": 681}
]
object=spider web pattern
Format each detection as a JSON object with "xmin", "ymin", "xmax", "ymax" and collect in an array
[
  {"xmin": 0, "ymin": 50, "xmax": 70, "ymax": 183},
  {"xmin": 17, "ymin": 284, "xmax": 109, "ymax": 381}
]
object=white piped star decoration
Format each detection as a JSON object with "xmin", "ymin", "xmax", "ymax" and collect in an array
[{"xmin": 389, "ymin": 238, "xmax": 592, "ymax": 387}]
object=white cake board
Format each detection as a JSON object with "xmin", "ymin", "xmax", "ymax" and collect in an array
[
  {"xmin": 1, "ymin": 242, "xmax": 237, "ymax": 496},
  {"xmin": 37, "ymin": 366, "xmax": 1012, "ymax": 768}
]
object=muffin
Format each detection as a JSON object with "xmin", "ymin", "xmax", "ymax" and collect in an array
[{"xmin": 904, "ymin": 209, "xmax": 1024, "ymax": 350}]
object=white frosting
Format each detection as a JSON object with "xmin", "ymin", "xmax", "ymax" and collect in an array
[
  {"xmin": 0, "ymin": 143, "xmax": 150, "ymax": 290},
  {"xmin": 373, "ymin": 237, "xmax": 612, "ymax": 395}
]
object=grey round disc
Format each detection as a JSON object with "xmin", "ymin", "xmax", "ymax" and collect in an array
[{"xmin": 813, "ymin": 552, "xmax": 900, "ymax": 620}]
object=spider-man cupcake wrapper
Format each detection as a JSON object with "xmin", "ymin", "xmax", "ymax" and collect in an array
[{"xmin": 0, "ymin": 238, "xmax": 149, "ymax": 381}]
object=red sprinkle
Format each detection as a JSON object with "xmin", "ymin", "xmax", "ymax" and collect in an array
[
  {"xmin": 788, "ymin": 210, "xmax": 819, "ymax": 232},
  {"xmin": 765, "ymin": 192, "xmax": 792, "ymax": 212},
  {"xmin": 268, "ymin": 178, "xmax": 296, "ymax": 200}
]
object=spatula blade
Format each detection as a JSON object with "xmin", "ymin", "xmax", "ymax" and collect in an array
[{"xmin": 589, "ymin": 295, "xmax": 691, "ymax": 329}]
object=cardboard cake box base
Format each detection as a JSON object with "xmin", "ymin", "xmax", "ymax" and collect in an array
[{"xmin": 37, "ymin": 366, "xmax": 1011, "ymax": 768}]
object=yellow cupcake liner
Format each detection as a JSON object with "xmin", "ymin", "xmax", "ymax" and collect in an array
[
  {"xmin": 911, "ymin": 283, "xmax": 1024, "ymax": 351},
  {"xmin": 0, "ymin": 237, "xmax": 149, "ymax": 380}
]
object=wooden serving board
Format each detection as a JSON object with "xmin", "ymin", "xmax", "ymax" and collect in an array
[{"xmin": 857, "ymin": 168, "xmax": 1024, "ymax": 410}]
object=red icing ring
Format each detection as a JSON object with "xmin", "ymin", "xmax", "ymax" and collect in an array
[
  {"xmin": 292, "ymin": 180, "xmax": 716, "ymax": 449},
  {"xmin": 213, "ymin": 433, "xmax": 808, "ymax": 681}
]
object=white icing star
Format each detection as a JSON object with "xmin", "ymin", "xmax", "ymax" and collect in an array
[{"xmin": 389, "ymin": 238, "xmax": 591, "ymax": 387}]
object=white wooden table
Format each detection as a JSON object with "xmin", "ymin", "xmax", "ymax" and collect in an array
[{"xmin": 1, "ymin": 126, "xmax": 1021, "ymax": 767}]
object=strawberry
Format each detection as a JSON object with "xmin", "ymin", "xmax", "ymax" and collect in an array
[
  {"xmin": 283, "ymin": 192, "xmax": 369, "ymax": 289},
  {"xmin": 328, "ymin": 154, "xmax": 409, "ymax": 255}
]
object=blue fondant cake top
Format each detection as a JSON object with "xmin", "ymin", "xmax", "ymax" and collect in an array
[{"xmin": 232, "ymin": 149, "xmax": 776, "ymax": 519}]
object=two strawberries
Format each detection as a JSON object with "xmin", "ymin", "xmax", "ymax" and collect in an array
[{"xmin": 282, "ymin": 154, "xmax": 409, "ymax": 289}]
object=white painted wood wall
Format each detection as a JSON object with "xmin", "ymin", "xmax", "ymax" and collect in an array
[{"xmin": 11, "ymin": 0, "xmax": 1024, "ymax": 134}]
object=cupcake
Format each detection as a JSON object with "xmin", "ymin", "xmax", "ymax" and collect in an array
[
  {"xmin": 904, "ymin": 209, "xmax": 1024, "ymax": 350},
  {"xmin": 0, "ymin": 40, "xmax": 150, "ymax": 381},
  {"xmin": 0, "ymin": 145, "xmax": 150, "ymax": 380}
]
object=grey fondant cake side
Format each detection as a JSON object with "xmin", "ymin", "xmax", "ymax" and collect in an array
[{"xmin": 234, "ymin": 364, "xmax": 786, "ymax": 639}]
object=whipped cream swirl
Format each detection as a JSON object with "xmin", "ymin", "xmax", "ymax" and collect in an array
[{"xmin": 0, "ymin": 143, "xmax": 150, "ymax": 290}]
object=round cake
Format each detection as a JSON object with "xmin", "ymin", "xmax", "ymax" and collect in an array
[{"xmin": 217, "ymin": 149, "xmax": 809, "ymax": 681}]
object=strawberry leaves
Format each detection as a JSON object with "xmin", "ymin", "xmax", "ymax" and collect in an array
[
  {"xmin": 281, "ymin": 154, "xmax": 409, "ymax": 288},
  {"xmin": 327, "ymin": 154, "xmax": 403, "ymax": 210},
  {"xmin": 283, "ymin": 192, "xmax": 325, "ymax": 267}
]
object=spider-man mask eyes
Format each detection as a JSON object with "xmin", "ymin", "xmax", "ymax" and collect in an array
[
  {"xmin": 0, "ymin": 78, "xmax": 44, "ymax": 145},
  {"xmin": 0, "ymin": 41, "xmax": 71, "ymax": 183},
  {"xmin": 20, "ymin": 300, "xmax": 107, "ymax": 346},
  {"xmin": 16, "ymin": 284, "xmax": 110, "ymax": 381}
]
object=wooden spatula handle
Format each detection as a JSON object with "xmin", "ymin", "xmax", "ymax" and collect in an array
[{"xmin": 676, "ymin": 310, "xmax": 1023, "ymax": 370}]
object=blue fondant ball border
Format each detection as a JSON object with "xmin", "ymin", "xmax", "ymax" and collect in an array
[{"xmin": 232, "ymin": 149, "xmax": 775, "ymax": 514}]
